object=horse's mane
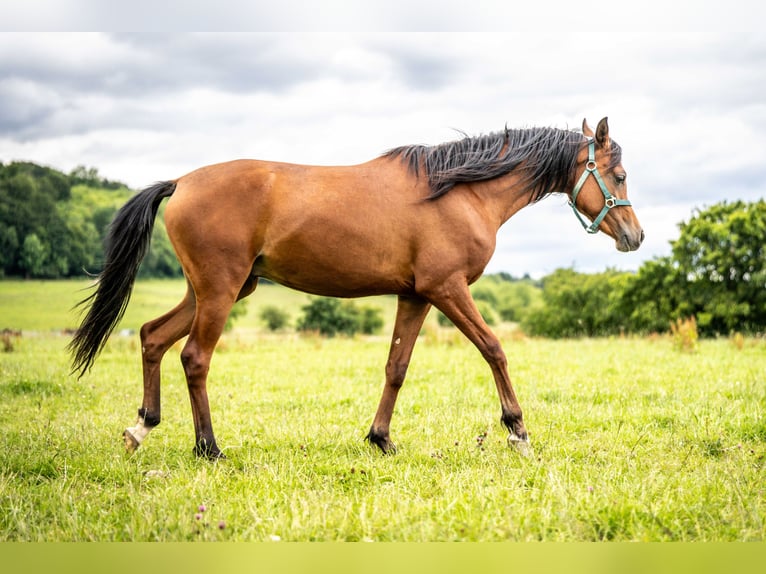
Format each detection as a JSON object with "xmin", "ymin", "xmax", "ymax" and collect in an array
[{"xmin": 384, "ymin": 126, "xmax": 622, "ymax": 202}]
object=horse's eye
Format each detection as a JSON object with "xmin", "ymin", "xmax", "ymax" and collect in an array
[{"xmin": 615, "ymin": 174, "xmax": 626, "ymax": 185}]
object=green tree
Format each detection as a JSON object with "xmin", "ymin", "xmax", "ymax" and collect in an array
[
  {"xmin": 522, "ymin": 268, "xmax": 631, "ymax": 337},
  {"xmin": 620, "ymin": 257, "xmax": 683, "ymax": 333},
  {"xmin": 670, "ymin": 199, "xmax": 766, "ymax": 334},
  {"xmin": 0, "ymin": 224, "xmax": 19, "ymax": 275},
  {"xmin": 19, "ymin": 233, "xmax": 47, "ymax": 278}
]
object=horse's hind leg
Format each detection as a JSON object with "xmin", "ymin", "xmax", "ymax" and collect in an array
[
  {"xmin": 124, "ymin": 283, "xmax": 196, "ymax": 452},
  {"xmin": 367, "ymin": 295, "xmax": 431, "ymax": 454},
  {"xmin": 179, "ymin": 273, "xmax": 257, "ymax": 459}
]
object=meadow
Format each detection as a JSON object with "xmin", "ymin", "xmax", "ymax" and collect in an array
[{"xmin": 0, "ymin": 279, "xmax": 764, "ymax": 541}]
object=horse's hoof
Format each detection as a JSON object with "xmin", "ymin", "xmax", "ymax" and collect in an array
[
  {"xmin": 193, "ymin": 442, "xmax": 226, "ymax": 460},
  {"xmin": 365, "ymin": 429, "xmax": 397, "ymax": 455},
  {"xmin": 379, "ymin": 440, "xmax": 397, "ymax": 455},
  {"xmin": 123, "ymin": 429, "xmax": 141, "ymax": 453},
  {"xmin": 507, "ymin": 434, "xmax": 532, "ymax": 457}
]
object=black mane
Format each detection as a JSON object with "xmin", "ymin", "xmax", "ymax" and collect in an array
[{"xmin": 385, "ymin": 126, "xmax": 622, "ymax": 202}]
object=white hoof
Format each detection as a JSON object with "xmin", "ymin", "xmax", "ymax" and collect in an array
[
  {"xmin": 507, "ymin": 434, "xmax": 532, "ymax": 457},
  {"xmin": 124, "ymin": 416, "xmax": 152, "ymax": 453},
  {"xmin": 123, "ymin": 429, "xmax": 141, "ymax": 453}
]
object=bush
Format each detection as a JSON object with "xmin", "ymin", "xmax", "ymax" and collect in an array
[
  {"xmin": 470, "ymin": 274, "xmax": 542, "ymax": 324},
  {"xmin": 358, "ymin": 305, "xmax": 384, "ymax": 334},
  {"xmin": 259, "ymin": 305, "xmax": 290, "ymax": 332},
  {"xmin": 521, "ymin": 268, "xmax": 632, "ymax": 338},
  {"xmin": 297, "ymin": 297, "xmax": 383, "ymax": 337}
]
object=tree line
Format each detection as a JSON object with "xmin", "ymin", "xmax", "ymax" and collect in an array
[
  {"xmin": 2, "ymin": 161, "xmax": 763, "ymax": 336},
  {"xmin": 0, "ymin": 161, "xmax": 180, "ymax": 278},
  {"xmin": 519, "ymin": 199, "xmax": 766, "ymax": 337}
]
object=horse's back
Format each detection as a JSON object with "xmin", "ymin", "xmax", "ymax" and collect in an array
[{"xmin": 164, "ymin": 157, "xmax": 435, "ymax": 297}]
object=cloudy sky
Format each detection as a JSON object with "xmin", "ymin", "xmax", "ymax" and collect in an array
[{"xmin": 1, "ymin": 1, "xmax": 764, "ymax": 277}]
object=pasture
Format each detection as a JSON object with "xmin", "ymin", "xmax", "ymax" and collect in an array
[{"xmin": 0, "ymin": 279, "xmax": 764, "ymax": 541}]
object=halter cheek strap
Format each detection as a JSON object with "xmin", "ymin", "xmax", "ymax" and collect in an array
[{"xmin": 569, "ymin": 140, "xmax": 631, "ymax": 234}]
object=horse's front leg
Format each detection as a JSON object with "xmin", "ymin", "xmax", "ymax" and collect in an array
[
  {"xmin": 367, "ymin": 295, "xmax": 431, "ymax": 454},
  {"xmin": 426, "ymin": 279, "xmax": 531, "ymax": 455}
]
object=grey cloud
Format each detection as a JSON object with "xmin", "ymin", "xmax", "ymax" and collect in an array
[
  {"xmin": 109, "ymin": 34, "xmax": 325, "ymax": 94},
  {"xmin": 361, "ymin": 35, "xmax": 467, "ymax": 91},
  {"xmin": 0, "ymin": 34, "xmax": 335, "ymax": 139}
]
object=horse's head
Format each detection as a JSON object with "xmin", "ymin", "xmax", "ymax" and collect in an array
[{"xmin": 569, "ymin": 118, "xmax": 644, "ymax": 252}]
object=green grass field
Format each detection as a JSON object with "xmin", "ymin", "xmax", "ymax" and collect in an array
[{"xmin": 0, "ymin": 280, "xmax": 764, "ymax": 541}]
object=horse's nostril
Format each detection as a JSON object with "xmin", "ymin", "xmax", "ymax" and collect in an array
[{"xmin": 640, "ymin": 229, "xmax": 645, "ymax": 243}]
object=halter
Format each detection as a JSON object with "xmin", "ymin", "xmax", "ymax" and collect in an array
[{"xmin": 569, "ymin": 139, "xmax": 631, "ymax": 234}]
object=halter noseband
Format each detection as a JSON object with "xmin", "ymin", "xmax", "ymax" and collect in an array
[{"xmin": 569, "ymin": 139, "xmax": 631, "ymax": 234}]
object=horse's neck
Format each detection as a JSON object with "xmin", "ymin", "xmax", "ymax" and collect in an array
[{"xmin": 473, "ymin": 171, "xmax": 548, "ymax": 229}]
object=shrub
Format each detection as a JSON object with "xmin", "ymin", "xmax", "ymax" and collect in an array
[
  {"xmin": 521, "ymin": 268, "xmax": 631, "ymax": 338},
  {"xmin": 357, "ymin": 305, "xmax": 384, "ymax": 334},
  {"xmin": 259, "ymin": 305, "xmax": 290, "ymax": 332},
  {"xmin": 297, "ymin": 297, "xmax": 383, "ymax": 337}
]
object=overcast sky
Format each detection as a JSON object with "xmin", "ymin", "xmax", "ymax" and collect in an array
[{"xmin": 1, "ymin": 2, "xmax": 764, "ymax": 277}]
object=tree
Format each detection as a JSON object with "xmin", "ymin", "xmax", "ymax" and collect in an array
[
  {"xmin": 522, "ymin": 268, "xmax": 632, "ymax": 337},
  {"xmin": 670, "ymin": 200, "xmax": 766, "ymax": 334},
  {"xmin": 19, "ymin": 233, "xmax": 47, "ymax": 278},
  {"xmin": 620, "ymin": 257, "xmax": 683, "ymax": 334},
  {"xmin": 0, "ymin": 224, "xmax": 19, "ymax": 275}
]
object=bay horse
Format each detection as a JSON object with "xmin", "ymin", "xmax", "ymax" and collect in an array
[{"xmin": 69, "ymin": 117, "xmax": 643, "ymax": 459}]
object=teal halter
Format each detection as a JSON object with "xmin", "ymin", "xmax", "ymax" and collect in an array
[{"xmin": 569, "ymin": 139, "xmax": 631, "ymax": 234}]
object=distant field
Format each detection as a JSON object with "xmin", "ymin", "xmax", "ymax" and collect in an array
[
  {"xmin": 0, "ymin": 280, "xmax": 764, "ymax": 541},
  {"xmin": 0, "ymin": 278, "xmax": 401, "ymax": 334}
]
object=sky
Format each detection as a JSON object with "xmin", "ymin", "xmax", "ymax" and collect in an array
[{"xmin": 1, "ymin": 1, "xmax": 764, "ymax": 278}]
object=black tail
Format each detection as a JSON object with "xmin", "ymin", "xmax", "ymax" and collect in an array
[{"xmin": 69, "ymin": 181, "xmax": 177, "ymax": 378}]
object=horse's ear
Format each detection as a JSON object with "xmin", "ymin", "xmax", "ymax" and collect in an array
[
  {"xmin": 595, "ymin": 117, "xmax": 611, "ymax": 150},
  {"xmin": 582, "ymin": 118, "xmax": 594, "ymax": 138}
]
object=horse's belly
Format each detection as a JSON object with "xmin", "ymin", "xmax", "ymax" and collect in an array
[{"xmin": 252, "ymin": 243, "xmax": 414, "ymax": 298}]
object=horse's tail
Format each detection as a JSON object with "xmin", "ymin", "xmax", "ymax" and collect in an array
[{"xmin": 69, "ymin": 180, "xmax": 177, "ymax": 378}]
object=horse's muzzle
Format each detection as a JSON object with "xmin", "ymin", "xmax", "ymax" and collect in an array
[{"xmin": 617, "ymin": 228, "xmax": 644, "ymax": 252}]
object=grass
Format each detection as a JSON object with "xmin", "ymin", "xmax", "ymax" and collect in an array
[{"xmin": 0, "ymin": 280, "xmax": 765, "ymax": 541}]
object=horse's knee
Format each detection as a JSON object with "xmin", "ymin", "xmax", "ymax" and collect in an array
[
  {"xmin": 385, "ymin": 360, "xmax": 408, "ymax": 390},
  {"xmin": 481, "ymin": 340, "xmax": 508, "ymax": 369},
  {"xmin": 140, "ymin": 324, "xmax": 166, "ymax": 365},
  {"xmin": 180, "ymin": 344, "xmax": 209, "ymax": 383}
]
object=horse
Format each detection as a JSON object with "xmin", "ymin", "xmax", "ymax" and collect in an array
[{"xmin": 69, "ymin": 117, "xmax": 643, "ymax": 459}]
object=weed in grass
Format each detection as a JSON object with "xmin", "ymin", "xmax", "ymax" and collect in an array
[
  {"xmin": 670, "ymin": 316, "xmax": 699, "ymax": 353},
  {"xmin": 731, "ymin": 332, "xmax": 745, "ymax": 350}
]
